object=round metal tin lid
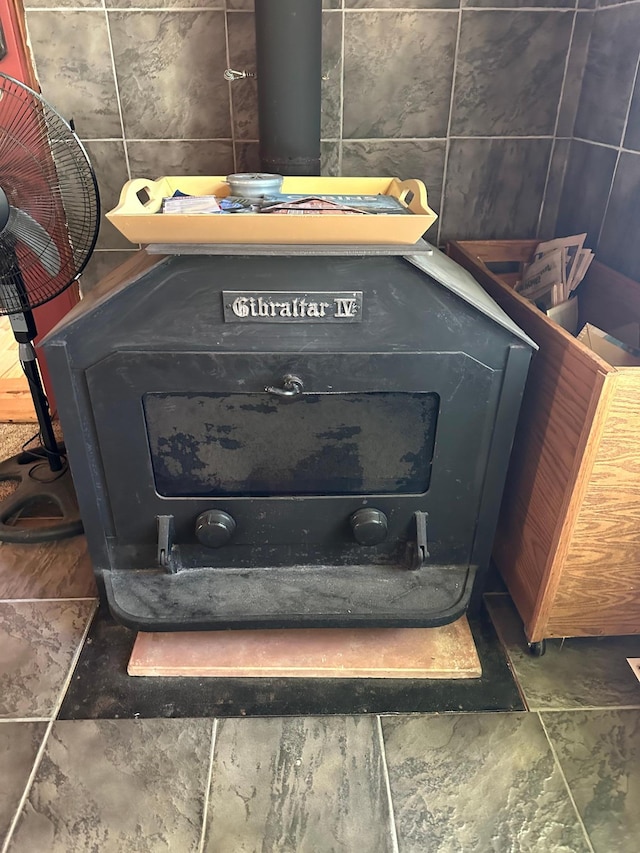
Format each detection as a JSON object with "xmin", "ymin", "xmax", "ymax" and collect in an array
[{"xmin": 226, "ymin": 173, "xmax": 284, "ymax": 197}]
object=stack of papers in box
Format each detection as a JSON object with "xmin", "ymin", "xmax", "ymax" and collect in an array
[{"xmin": 516, "ymin": 234, "xmax": 594, "ymax": 325}]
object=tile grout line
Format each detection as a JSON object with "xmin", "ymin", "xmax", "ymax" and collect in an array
[
  {"xmin": 536, "ymin": 138, "xmax": 557, "ymax": 239},
  {"xmin": 197, "ymin": 718, "xmax": 218, "ymax": 853},
  {"xmin": 338, "ymin": 0, "xmax": 345, "ymax": 175},
  {"xmin": 80, "ymin": 138, "xmax": 237, "ymax": 143},
  {"xmin": 224, "ymin": 7, "xmax": 238, "ymax": 173},
  {"xmin": 0, "ymin": 718, "xmax": 50, "ymax": 724},
  {"xmin": 103, "ymin": 1, "xmax": 132, "ymax": 181},
  {"xmin": 376, "ymin": 716, "xmax": 400, "ymax": 853},
  {"xmin": 0, "ymin": 597, "xmax": 98, "ymax": 604},
  {"xmin": 23, "ymin": 4, "xmax": 609, "ymax": 11},
  {"xmin": 596, "ymin": 35, "xmax": 640, "ymax": 248},
  {"xmin": 344, "ymin": 7, "xmax": 576, "ymax": 12},
  {"xmin": 27, "ymin": 6, "xmax": 231, "ymax": 12},
  {"xmin": 596, "ymin": 0, "xmax": 640, "ymax": 8},
  {"xmin": 531, "ymin": 704, "xmax": 640, "ymax": 712},
  {"xmin": 76, "ymin": 135, "xmax": 588, "ymax": 143},
  {"xmin": 1, "ymin": 718, "xmax": 55, "ymax": 853},
  {"xmin": 111, "ymin": 5, "xmax": 224, "ymax": 8},
  {"xmin": 221, "ymin": 5, "xmax": 587, "ymax": 10},
  {"xmin": 574, "ymin": 135, "xmax": 640, "ymax": 156},
  {"xmin": 346, "ymin": 135, "xmax": 555, "ymax": 141},
  {"xmin": 50, "ymin": 600, "xmax": 99, "ymax": 721},
  {"xmin": 126, "ymin": 138, "xmax": 235, "ymax": 143},
  {"xmin": 25, "ymin": 7, "xmax": 105, "ymax": 12},
  {"xmin": 1, "ymin": 601, "xmax": 98, "ymax": 853},
  {"xmin": 83, "ymin": 248, "xmax": 137, "ymax": 253},
  {"xmin": 537, "ymin": 712, "xmax": 596, "ymax": 853},
  {"xmin": 573, "ymin": 136, "xmax": 619, "ymax": 150},
  {"xmin": 436, "ymin": 2, "xmax": 463, "ymax": 246},
  {"xmin": 535, "ymin": 1, "xmax": 578, "ymax": 237},
  {"xmin": 25, "ymin": 0, "xmax": 584, "ymax": 9}
]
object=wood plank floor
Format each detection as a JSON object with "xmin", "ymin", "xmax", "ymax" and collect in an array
[{"xmin": 0, "ymin": 316, "xmax": 36, "ymax": 422}]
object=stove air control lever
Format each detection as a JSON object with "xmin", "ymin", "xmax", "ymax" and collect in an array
[
  {"xmin": 406, "ymin": 511, "xmax": 429, "ymax": 570},
  {"xmin": 195, "ymin": 510, "xmax": 236, "ymax": 549},
  {"xmin": 157, "ymin": 514, "xmax": 179, "ymax": 573},
  {"xmin": 350, "ymin": 508, "xmax": 388, "ymax": 546},
  {"xmin": 265, "ymin": 374, "xmax": 303, "ymax": 398}
]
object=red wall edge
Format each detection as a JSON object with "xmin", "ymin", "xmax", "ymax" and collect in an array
[{"xmin": 0, "ymin": 0, "xmax": 81, "ymax": 415}]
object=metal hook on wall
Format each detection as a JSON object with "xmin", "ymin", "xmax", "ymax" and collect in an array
[{"xmin": 225, "ymin": 68, "xmax": 329, "ymax": 82}]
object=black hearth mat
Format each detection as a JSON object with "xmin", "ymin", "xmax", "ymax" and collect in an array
[{"xmin": 57, "ymin": 601, "xmax": 524, "ymax": 719}]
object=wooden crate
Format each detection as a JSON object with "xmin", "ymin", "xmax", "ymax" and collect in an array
[{"xmin": 448, "ymin": 239, "xmax": 640, "ymax": 642}]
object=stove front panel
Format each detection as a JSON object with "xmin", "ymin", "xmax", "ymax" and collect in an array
[{"xmin": 86, "ymin": 349, "xmax": 499, "ymax": 569}]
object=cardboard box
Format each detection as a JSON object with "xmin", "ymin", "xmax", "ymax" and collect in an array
[
  {"xmin": 577, "ymin": 323, "xmax": 640, "ymax": 367},
  {"xmin": 547, "ymin": 297, "xmax": 579, "ymax": 334}
]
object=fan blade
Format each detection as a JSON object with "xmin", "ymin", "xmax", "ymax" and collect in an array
[{"xmin": 6, "ymin": 206, "xmax": 61, "ymax": 277}]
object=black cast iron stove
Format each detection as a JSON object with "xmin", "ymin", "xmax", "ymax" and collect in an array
[{"xmin": 43, "ymin": 246, "xmax": 534, "ymax": 631}]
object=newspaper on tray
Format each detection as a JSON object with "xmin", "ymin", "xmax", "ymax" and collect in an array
[
  {"xmin": 517, "ymin": 234, "xmax": 594, "ymax": 316},
  {"xmin": 162, "ymin": 195, "xmax": 222, "ymax": 214}
]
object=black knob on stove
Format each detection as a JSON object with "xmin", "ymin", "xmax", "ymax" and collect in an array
[
  {"xmin": 350, "ymin": 508, "xmax": 388, "ymax": 546},
  {"xmin": 195, "ymin": 510, "xmax": 236, "ymax": 548}
]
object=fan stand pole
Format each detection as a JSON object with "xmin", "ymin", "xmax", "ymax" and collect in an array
[
  {"xmin": 0, "ymin": 307, "xmax": 83, "ymax": 542},
  {"xmin": 18, "ymin": 342, "xmax": 63, "ymax": 471},
  {"xmin": 12, "ymin": 309, "xmax": 63, "ymax": 472}
]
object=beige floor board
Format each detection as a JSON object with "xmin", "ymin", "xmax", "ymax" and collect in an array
[
  {"xmin": 0, "ymin": 351, "xmax": 17, "ymax": 377},
  {"xmin": 0, "ymin": 391, "xmax": 36, "ymax": 423},
  {"xmin": 0, "ymin": 319, "xmax": 32, "ymax": 422}
]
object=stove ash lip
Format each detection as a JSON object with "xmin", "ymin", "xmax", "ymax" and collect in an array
[{"xmin": 102, "ymin": 563, "xmax": 478, "ymax": 634}]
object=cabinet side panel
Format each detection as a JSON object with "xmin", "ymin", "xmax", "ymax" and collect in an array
[{"xmin": 549, "ymin": 369, "xmax": 640, "ymax": 637}]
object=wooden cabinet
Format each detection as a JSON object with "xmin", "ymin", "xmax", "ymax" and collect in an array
[{"xmin": 448, "ymin": 240, "xmax": 640, "ymax": 642}]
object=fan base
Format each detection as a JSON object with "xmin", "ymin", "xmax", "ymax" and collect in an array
[{"xmin": 0, "ymin": 444, "xmax": 83, "ymax": 543}]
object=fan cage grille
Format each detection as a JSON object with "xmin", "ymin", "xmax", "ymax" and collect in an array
[{"xmin": 0, "ymin": 74, "xmax": 100, "ymax": 315}]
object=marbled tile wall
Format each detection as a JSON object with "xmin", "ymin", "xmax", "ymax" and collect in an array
[
  {"xmin": 557, "ymin": 1, "xmax": 640, "ymax": 283},
  {"xmin": 23, "ymin": 0, "xmax": 593, "ymax": 289}
]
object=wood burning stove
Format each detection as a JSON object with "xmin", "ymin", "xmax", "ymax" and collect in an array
[{"xmin": 43, "ymin": 247, "xmax": 534, "ymax": 631}]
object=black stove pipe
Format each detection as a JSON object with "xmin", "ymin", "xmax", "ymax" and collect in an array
[{"xmin": 255, "ymin": 0, "xmax": 322, "ymax": 177}]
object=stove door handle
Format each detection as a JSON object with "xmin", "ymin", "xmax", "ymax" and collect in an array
[{"xmin": 265, "ymin": 374, "xmax": 304, "ymax": 397}]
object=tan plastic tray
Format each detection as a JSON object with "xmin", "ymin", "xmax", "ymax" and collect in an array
[{"xmin": 106, "ymin": 176, "xmax": 437, "ymax": 246}]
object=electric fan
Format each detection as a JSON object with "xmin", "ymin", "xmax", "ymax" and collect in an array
[{"xmin": 0, "ymin": 73, "xmax": 99, "ymax": 542}]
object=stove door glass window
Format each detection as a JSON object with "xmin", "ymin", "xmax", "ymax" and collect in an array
[{"xmin": 144, "ymin": 392, "xmax": 439, "ymax": 497}]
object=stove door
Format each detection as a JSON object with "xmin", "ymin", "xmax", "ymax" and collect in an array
[{"xmin": 86, "ymin": 350, "xmax": 498, "ymax": 569}]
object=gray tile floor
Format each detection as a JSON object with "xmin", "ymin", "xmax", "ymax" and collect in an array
[{"xmin": 1, "ymin": 548, "xmax": 640, "ymax": 852}]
